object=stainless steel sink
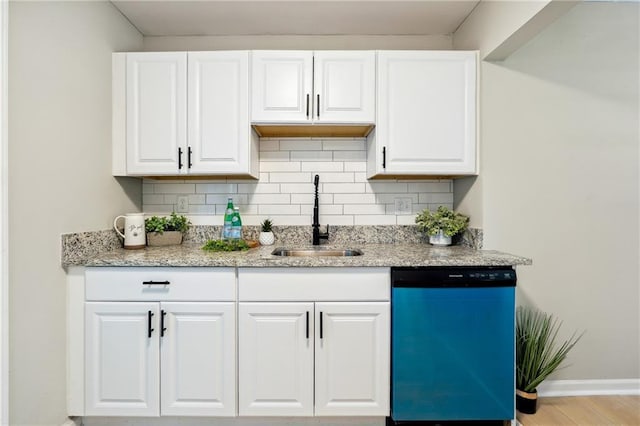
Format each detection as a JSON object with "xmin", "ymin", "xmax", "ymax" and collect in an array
[{"xmin": 271, "ymin": 247, "xmax": 363, "ymax": 257}]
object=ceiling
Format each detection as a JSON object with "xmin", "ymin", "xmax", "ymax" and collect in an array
[{"xmin": 111, "ymin": 0, "xmax": 480, "ymax": 37}]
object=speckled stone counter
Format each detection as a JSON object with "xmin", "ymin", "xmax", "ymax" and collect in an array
[
  {"xmin": 62, "ymin": 224, "xmax": 529, "ymax": 268},
  {"xmin": 75, "ymin": 243, "xmax": 530, "ymax": 268}
]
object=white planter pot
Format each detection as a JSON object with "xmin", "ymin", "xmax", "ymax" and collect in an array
[
  {"xmin": 429, "ymin": 230, "xmax": 452, "ymax": 246},
  {"xmin": 259, "ymin": 231, "xmax": 275, "ymax": 246}
]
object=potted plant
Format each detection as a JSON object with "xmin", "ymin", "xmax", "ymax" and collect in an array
[
  {"xmin": 516, "ymin": 306, "xmax": 583, "ymax": 414},
  {"xmin": 415, "ymin": 206, "xmax": 469, "ymax": 246},
  {"xmin": 259, "ymin": 218, "xmax": 275, "ymax": 246},
  {"xmin": 145, "ymin": 212, "xmax": 191, "ymax": 247}
]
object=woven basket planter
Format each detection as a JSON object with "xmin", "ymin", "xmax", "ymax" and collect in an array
[{"xmin": 147, "ymin": 231, "xmax": 183, "ymax": 247}]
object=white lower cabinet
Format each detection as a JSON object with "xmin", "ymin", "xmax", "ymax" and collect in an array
[
  {"xmin": 237, "ymin": 267, "xmax": 391, "ymax": 417},
  {"xmin": 83, "ymin": 267, "xmax": 237, "ymax": 417},
  {"xmin": 85, "ymin": 301, "xmax": 235, "ymax": 417}
]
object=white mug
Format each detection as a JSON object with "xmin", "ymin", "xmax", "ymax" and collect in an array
[{"xmin": 114, "ymin": 213, "xmax": 146, "ymax": 249}]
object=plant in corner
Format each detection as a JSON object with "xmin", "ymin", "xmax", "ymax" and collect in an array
[
  {"xmin": 516, "ymin": 306, "xmax": 583, "ymax": 414},
  {"xmin": 415, "ymin": 206, "xmax": 469, "ymax": 246},
  {"xmin": 259, "ymin": 218, "xmax": 275, "ymax": 246},
  {"xmin": 145, "ymin": 212, "xmax": 191, "ymax": 247}
]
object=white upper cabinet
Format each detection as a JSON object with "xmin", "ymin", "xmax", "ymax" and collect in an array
[
  {"xmin": 188, "ymin": 51, "xmax": 256, "ymax": 175},
  {"xmin": 126, "ymin": 52, "xmax": 187, "ymax": 175},
  {"xmin": 251, "ymin": 50, "xmax": 375, "ymax": 124},
  {"xmin": 368, "ymin": 50, "xmax": 477, "ymax": 177},
  {"xmin": 115, "ymin": 51, "xmax": 258, "ymax": 177}
]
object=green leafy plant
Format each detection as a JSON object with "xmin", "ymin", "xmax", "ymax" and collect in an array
[
  {"xmin": 202, "ymin": 239, "xmax": 250, "ymax": 252},
  {"xmin": 415, "ymin": 206, "xmax": 469, "ymax": 237},
  {"xmin": 145, "ymin": 213, "xmax": 191, "ymax": 234},
  {"xmin": 516, "ymin": 306, "xmax": 583, "ymax": 392},
  {"xmin": 260, "ymin": 218, "xmax": 273, "ymax": 232}
]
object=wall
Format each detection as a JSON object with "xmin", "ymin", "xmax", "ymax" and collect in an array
[
  {"xmin": 8, "ymin": 2, "xmax": 142, "ymax": 425},
  {"xmin": 481, "ymin": 2, "xmax": 639, "ymax": 381},
  {"xmin": 144, "ymin": 138, "xmax": 453, "ymax": 226}
]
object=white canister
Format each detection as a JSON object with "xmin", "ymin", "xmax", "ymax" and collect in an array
[{"xmin": 114, "ymin": 213, "xmax": 146, "ymax": 249}]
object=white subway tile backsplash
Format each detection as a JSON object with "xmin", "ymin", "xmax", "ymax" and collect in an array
[
  {"xmin": 248, "ymin": 193, "xmax": 291, "ymax": 204},
  {"xmin": 279, "ymin": 139, "xmax": 323, "ymax": 151},
  {"xmin": 143, "ymin": 137, "xmax": 455, "ymax": 225},
  {"xmin": 333, "ymin": 151, "xmax": 367, "ymax": 161},
  {"xmin": 344, "ymin": 162, "xmax": 367, "ymax": 172},
  {"xmin": 279, "ymin": 183, "xmax": 315, "ymax": 194},
  {"xmin": 322, "ymin": 139, "xmax": 366, "ymax": 151},
  {"xmin": 154, "ymin": 183, "xmax": 195, "ymax": 194},
  {"xmin": 408, "ymin": 182, "xmax": 451, "ymax": 193},
  {"xmin": 301, "ymin": 162, "xmax": 344, "ymax": 172},
  {"xmin": 323, "ymin": 183, "xmax": 366, "ymax": 193},
  {"xmin": 366, "ymin": 182, "xmax": 408, "ymax": 193},
  {"xmin": 355, "ymin": 215, "xmax": 397, "ymax": 225},
  {"xmin": 259, "ymin": 140, "xmax": 280, "ymax": 151},
  {"xmin": 291, "ymin": 193, "xmax": 333, "ymax": 204},
  {"xmin": 269, "ymin": 172, "xmax": 312, "ymax": 183},
  {"xmin": 196, "ymin": 183, "xmax": 237, "ymax": 194},
  {"xmin": 260, "ymin": 151, "xmax": 290, "ymax": 161},
  {"xmin": 290, "ymin": 151, "xmax": 333, "ymax": 161},
  {"xmin": 344, "ymin": 204, "xmax": 387, "ymax": 215},
  {"xmin": 259, "ymin": 204, "xmax": 302, "ymax": 215},
  {"xmin": 259, "ymin": 162, "xmax": 301, "ymax": 172},
  {"xmin": 333, "ymin": 193, "xmax": 377, "ymax": 204},
  {"xmin": 237, "ymin": 183, "xmax": 281, "ymax": 194}
]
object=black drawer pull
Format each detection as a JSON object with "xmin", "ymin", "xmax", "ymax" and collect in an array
[
  {"xmin": 306, "ymin": 311, "xmax": 309, "ymax": 339},
  {"xmin": 320, "ymin": 311, "xmax": 323, "ymax": 339},
  {"xmin": 147, "ymin": 310, "xmax": 154, "ymax": 338},
  {"xmin": 161, "ymin": 310, "xmax": 167, "ymax": 337},
  {"xmin": 142, "ymin": 280, "xmax": 170, "ymax": 286}
]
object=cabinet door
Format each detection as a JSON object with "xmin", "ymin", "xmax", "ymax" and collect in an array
[
  {"xmin": 314, "ymin": 51, "xmax": 375, "ymax": 124},
  {"xmin": 315, "ymin": 302, "xmax": 390, "ymax": 416},
  {"xmin": 126, "ymin": 52, "xmax": 187, "ymax": 175},
  {"xmin": 251, "ymin": 51, "xmax": 313, "ymax": 123},
  {"xmin": 161, "ymin": 302, "xmax": 236, "ymax": 416},
  {"xmin": 373, "ymin": 51, "xmax": 477, "ymax": 176},
  {"xmin": 238, "ymin": 302, "xmax": 314, "ymax": 416},
  {"xmin": 188, "ymin": 51, "xmax": 252, "ymax": 174},
  {"xmin": 85, "ymin": 302, "xmax": 159, "ymax": 416}
]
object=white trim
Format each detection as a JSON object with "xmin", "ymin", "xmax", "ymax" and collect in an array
[
  {"xmin": 60, "ymin": 419, "xmax": 79, "ymax": 426},
  {"xmin": 538, "ymin": 379, "xmax": 640, "ymax": 397},
  {"xmin": 0, "ymin": 0, "xmax": 8, "ymax": 424}
]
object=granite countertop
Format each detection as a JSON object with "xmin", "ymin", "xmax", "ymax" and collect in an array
[
  {"xmin": 81, "ymin": 243, "xmax": 531, "ymax": 268},
  {"xmin": 62, "ymin": 225, "xmax": 531, "ymax": 268}
]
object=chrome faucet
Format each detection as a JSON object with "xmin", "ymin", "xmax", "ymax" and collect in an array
[{"xmin": 312, "ymin": 174, "xmax": 329, "ymax": 245}]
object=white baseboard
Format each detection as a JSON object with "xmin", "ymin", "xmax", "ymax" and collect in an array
[
  {"xmin": 538, "ymin": 379, "xmax": 640, "ymax": 397},
  {"xmin": 61, "ymin": 418, "xmax": 80, "ymax": 426}
]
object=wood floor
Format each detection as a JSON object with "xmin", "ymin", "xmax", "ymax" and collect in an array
[{"xmin": 517, "ymin": 395, "xmax": 640, "ymax": 425}]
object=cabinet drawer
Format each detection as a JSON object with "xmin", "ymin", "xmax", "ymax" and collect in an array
[
  {"xmin": 85, "ymin": 267, "xmax": 235, "ymax": 301},
  {"xmin": 238, "ymin": 267, "xmax": 390, "ymax": 301}
]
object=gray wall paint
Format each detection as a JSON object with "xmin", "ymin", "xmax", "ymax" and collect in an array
[
  {"xmin": 481, "ymin": 2, "xmax": 639, "ymax": 380},
  {"xmin": 8, "ymin": 2, "xmax": 142, "ymax": 424}
]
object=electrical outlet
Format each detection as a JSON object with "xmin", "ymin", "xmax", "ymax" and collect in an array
[
  {"xmin": 177, "ymin": 196, "xmax": 189, "ymax": 213},
  {"xmin": 394, "ymin": 197, "xmax": 412, "ymax": 215}
]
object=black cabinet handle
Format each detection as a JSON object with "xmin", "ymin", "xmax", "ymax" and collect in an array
[
  {"xmin": 147, "ymin": 310, "xmax": 154, "ymax": 338},
  {"xmin": 317, "ymin": 94, "xmax": 320, "ymax": 118},
  {"xmin": 306, "ymin": 94, "xmax": 310, "ymax": 119},
  {"xmin": 161, "ymin": 310, "xmax": 167, "ymax": 337},
  {"xmin": 306, "ymin": 311, "xmax": 309, "ymax": 339},
  {"xmin": 382, "ymin": 147, "xmax": 386, "ymax": 169},
  {"xmin": 188, "ymin": 147, "xmax": 193, "ymax": 169},
  {"xmin": 178, "ymin": 147, "xmax": 183, "ymax": 170},
  {"xmin": 319, "ymin": 311, "xmax": 323, "ymax": 339},
  {"xmin": 142, "ymin": 280, "xmax": 170, "ymax": 286}
]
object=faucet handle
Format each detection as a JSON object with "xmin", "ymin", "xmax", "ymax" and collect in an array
[{"xmin": 321, "ymin": 224, "xmax": 330, "ymax": 240}]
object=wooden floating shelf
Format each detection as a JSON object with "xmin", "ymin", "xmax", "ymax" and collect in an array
[{"xmin": 252, "ymin": 124, "xmax": 374, "ymax": 138}]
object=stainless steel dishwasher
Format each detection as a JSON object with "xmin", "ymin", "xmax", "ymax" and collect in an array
[{"xmin": 389, "ymin": 267, "xmax": 516, "ymax": 425}]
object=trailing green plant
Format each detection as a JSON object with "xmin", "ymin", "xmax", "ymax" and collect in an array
[
  {"xmin": 516, "ymin": 306, "xmax": 583, "ymax": 392},
  {"xmin": 260, "ymin": 218, "xmax": 273, "ymax": 233},
  {"xmin": 202, "ymin": 239, "xmax": 250, "ymax": 252},
  {"xmin": 415, "ymin": 206, "xmax": 469, "ymax": 237},
  {"xmin": 145, "ymin": 212, "xmax": 191, "ymax": 234}
]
